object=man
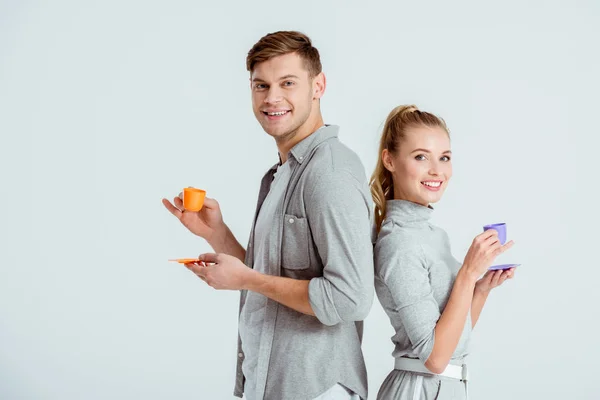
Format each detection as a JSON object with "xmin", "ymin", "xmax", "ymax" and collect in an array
[{"xmin": 162, "ymin": 31, "xmax": 374, "ymax": 400}]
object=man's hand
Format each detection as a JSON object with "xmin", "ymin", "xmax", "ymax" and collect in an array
[
  {"xmin": 162, "ymin": 194, "xmax": 226, "ymax": 242},
  {"xmin": 184, "ymin": 253, "xmax": 315, "ymax": 316},
  {"xmin": 185, "ymin": 253, "xmax": 254, "ymax": 291}
]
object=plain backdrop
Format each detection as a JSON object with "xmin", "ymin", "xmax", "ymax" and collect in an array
[{"xmin": 1, "ymin": 1, "xmax": 598, "ymax": 399}]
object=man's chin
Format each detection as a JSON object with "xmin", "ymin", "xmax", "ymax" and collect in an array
[{"xmin": 262, "ymin": 124, "xmax": 294, "ymax": 140}]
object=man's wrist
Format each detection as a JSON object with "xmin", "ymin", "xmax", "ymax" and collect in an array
[
  {"xmin": 207, "ymin": 223, "xmax": 229, "ymax": 251},
  {"xmin": 243, "ymin": 269, "xmax": 264, "ymax": 292}
]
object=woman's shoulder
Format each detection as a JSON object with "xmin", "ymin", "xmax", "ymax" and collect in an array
[{"xmin": 375, "ymin": 218, "xmax": 427, "ymax": 254}]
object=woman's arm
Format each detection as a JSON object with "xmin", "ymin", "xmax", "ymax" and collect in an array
[
  {"xmin": 424, "ymin": 270, "xmax": 477, "ymax": 373},
  {"xmin": 425, "ymin": 231, "xmax": 513, "ymax": 372},
  {"xmin": 471, "ymin": 268, "xmax": 516, "ymax": 328}
]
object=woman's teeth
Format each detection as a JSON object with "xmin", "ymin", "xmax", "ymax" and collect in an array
[{"xmin": 422, "ymin": 181, "xmax": 441, "ymax": 187}]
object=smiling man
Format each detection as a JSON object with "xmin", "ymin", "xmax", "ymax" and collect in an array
[{"xmin": 163, "ymin": 31, "xmax": 374, "ymax": 400}]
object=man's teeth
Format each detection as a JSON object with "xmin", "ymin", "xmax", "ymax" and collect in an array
[
  {"xmin": 423, "ymin": 181, "xmax": 441, "ymax": 187},
  {"xmin": 267, "ymin": 111, "xmax": 288, "ymax": 116}
]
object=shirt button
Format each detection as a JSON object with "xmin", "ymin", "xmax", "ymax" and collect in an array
[
  {"xmin": 238, "ymin": 352, "xmax": 244, "ymax": 358},
  {"xmin": 288, "ymin": 218, "xmax": 295, "ymax": 224},
  {"xmin": 299, "ymin": 156, "xmax": 303, "ymax": 160}
]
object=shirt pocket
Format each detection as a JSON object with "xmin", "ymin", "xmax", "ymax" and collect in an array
[{"xmin": 281, "ymin": 214, "xmax": 310, "ymax": 270}]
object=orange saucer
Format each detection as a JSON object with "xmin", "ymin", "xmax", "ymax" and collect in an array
[{"xmin": 168, "ymin": 258, "xmax": 201, "ymax": 264}]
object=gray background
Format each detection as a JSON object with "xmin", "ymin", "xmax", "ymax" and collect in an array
[{"xmin": 1, "ymin": 1, "xmax": 598, "ymax": 399}]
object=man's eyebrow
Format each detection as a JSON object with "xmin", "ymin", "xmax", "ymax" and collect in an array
[{"xmin": 251, "ymin": 74, "xmax": 300, "ymax": 83}]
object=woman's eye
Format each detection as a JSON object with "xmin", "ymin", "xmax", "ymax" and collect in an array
[
  {"xmin": 441, "ymin": 156, "xmax": 451, "ymax": 161},
  {"xmin": 415, "ymin": 154, "xmax": 426, "ymax": 161}
]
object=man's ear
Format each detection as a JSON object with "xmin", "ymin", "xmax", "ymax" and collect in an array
[{"xmin": 313, "ymin": 72, "xmax": 326, "ymax": 100}]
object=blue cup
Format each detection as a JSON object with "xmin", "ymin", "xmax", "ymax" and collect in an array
[{"xmin": 483, "ymin": 223, "xmax": 507, "ymax": 244}]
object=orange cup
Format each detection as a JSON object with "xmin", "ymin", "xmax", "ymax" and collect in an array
[{"xmin": 183, "ymin": 187, "xmax": 206, "ymax": 211}]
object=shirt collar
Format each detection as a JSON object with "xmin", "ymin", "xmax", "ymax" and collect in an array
[
  {"xmin": 288, "ymin": 124, "xmax": 339, "ymax": 165},
  {"xmin": 385, "ymin": 199, "xmax": 434, "ymax": 224}
]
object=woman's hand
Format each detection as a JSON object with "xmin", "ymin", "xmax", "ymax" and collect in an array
[
  {"xmin": 461, "ymin": 229, "xmax": 514, "ymax": 282},
  {"xmin": 475, "ymin": 268, "xmax": 516, "ymax": 294}
]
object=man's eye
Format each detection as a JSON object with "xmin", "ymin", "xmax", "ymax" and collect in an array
[{"xmin": 284, "ymin": 81, "xmax": 294, "ymax": 86}]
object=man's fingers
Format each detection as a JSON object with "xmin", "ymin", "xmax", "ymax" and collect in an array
[
  {"xmin": 174, "ymin": 196, "xmax": 184, "ymax": 209},
  {"xmin": 198, "ymin": 253, "xmax": 219, "ymax": 264},
  {"xmin": 186, "ymin": 262, "xmax": 207, "ymax": 277},
  {"xmin": 202, "ymin": 197, "xmax": 219, "ymax": 210},
  {"xmin": 162, "ymin": 198, "xmax": 182, "ymax": 218}
]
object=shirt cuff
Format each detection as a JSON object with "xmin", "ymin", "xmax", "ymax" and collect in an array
[{"xmin": 308, "ymin": 277, "xmax": 342, "ymax": 326}]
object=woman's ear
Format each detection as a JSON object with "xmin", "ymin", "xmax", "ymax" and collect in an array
[{"xmin": 382, "ymin": 149, "xmax": 395, "ymax": 173}]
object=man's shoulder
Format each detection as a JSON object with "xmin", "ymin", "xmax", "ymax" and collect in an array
[{"xmin": 304, "ymin": 136, "xmax": 366, "ymax": 182}]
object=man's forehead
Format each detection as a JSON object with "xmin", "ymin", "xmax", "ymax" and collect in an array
[{"xmin": 251, "ymin": 54, "xmax": 309, "ymax": 81}]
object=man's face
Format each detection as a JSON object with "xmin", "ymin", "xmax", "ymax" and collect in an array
[{"xmin": 250, "ymin": 53, "xmax": 322, "ymax": 143}]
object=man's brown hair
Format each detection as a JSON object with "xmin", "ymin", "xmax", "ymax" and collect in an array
[{"xmin": 246, "ymin": 31, "xmax": 322, "ymax": 77}]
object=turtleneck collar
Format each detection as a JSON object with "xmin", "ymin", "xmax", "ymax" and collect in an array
[{"xmin": 385, "ymin": 199, "xmax": 433, "ymax": 225}]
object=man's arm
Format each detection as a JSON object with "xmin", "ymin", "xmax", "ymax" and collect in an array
[
  {"xmin": 209, "ymin": 224, "xmax": 246, "ymax": 262},
  {"xmin": 188, "ymin": 253, "xmax": 314, "ymax": 316},
  {"xmin": 245, "ymin": 274, "xmax": 314, "ymax": 316},
  {"xmin": 163, "ymin": 195, "xmax": 246, "ymax": 262},
  {"xmin": 305, "ymin": 169, "xmax": 375, "ymax": 326},
  {"xmin": 188, "ymin": 169, "xmax": 374, "ymax": 322}
]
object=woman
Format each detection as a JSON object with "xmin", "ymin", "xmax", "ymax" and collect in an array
[{"xmin": 370, "ymin": 105, "xmax": 516, "ymax": 399}]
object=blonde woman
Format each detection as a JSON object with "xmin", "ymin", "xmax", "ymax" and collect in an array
[{"xmin": 370, "ymin": 105, "xmax": 516, "ymax": 399}]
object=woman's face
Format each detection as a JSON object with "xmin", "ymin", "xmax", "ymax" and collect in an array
[{"xmin": 383, "ymin": 125, "xmax": 452, "ymax": 206}]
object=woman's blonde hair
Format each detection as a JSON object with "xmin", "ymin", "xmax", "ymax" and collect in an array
[{"xmin": 369, "ymin": 105, "xmax": 450, "ymax": 233}]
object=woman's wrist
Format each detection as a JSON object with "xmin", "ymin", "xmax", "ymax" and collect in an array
[
  {"xmin": 457, "ymin": 266, "xmax": 480, "ymax": 286},
  {"xmin": 474, "ymin": 280, "xmax": 490, "ymax": 296}
]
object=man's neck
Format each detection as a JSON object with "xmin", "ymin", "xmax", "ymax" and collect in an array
[{"xmin": 277, "ymin": 116, "xmax": 324, "ymax": 163}]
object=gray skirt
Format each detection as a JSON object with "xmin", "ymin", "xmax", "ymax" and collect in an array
[{"xmin": 377, "ymin": 370, "xmax": 467, "ymax": 400}]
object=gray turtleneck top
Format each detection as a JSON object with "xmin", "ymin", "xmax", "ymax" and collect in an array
[{"xmin": 374, "ymin": 200, "xmax": 472, "ymax": 365}]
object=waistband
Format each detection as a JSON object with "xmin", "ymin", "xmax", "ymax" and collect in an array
[{"xmin": 394, "ymin": 357, "xmax": 469, "ymax": 381}]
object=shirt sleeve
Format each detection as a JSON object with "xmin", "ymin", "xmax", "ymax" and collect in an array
[
  {"xmin": 376, "ymin": 235, "xmax": 440, "ymax": 362},
  {"xmin": 305, "ymin": 169, "xmax": 375, "ymax": 326}
]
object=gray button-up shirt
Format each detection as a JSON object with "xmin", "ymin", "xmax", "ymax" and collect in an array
[
  {"xmin": 234, "ymin": 125, "xmax": 375, "ymax": 400},
  {"xmin": 240, "ymin": 159, "xmax": 292, "ymax": 400}
]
